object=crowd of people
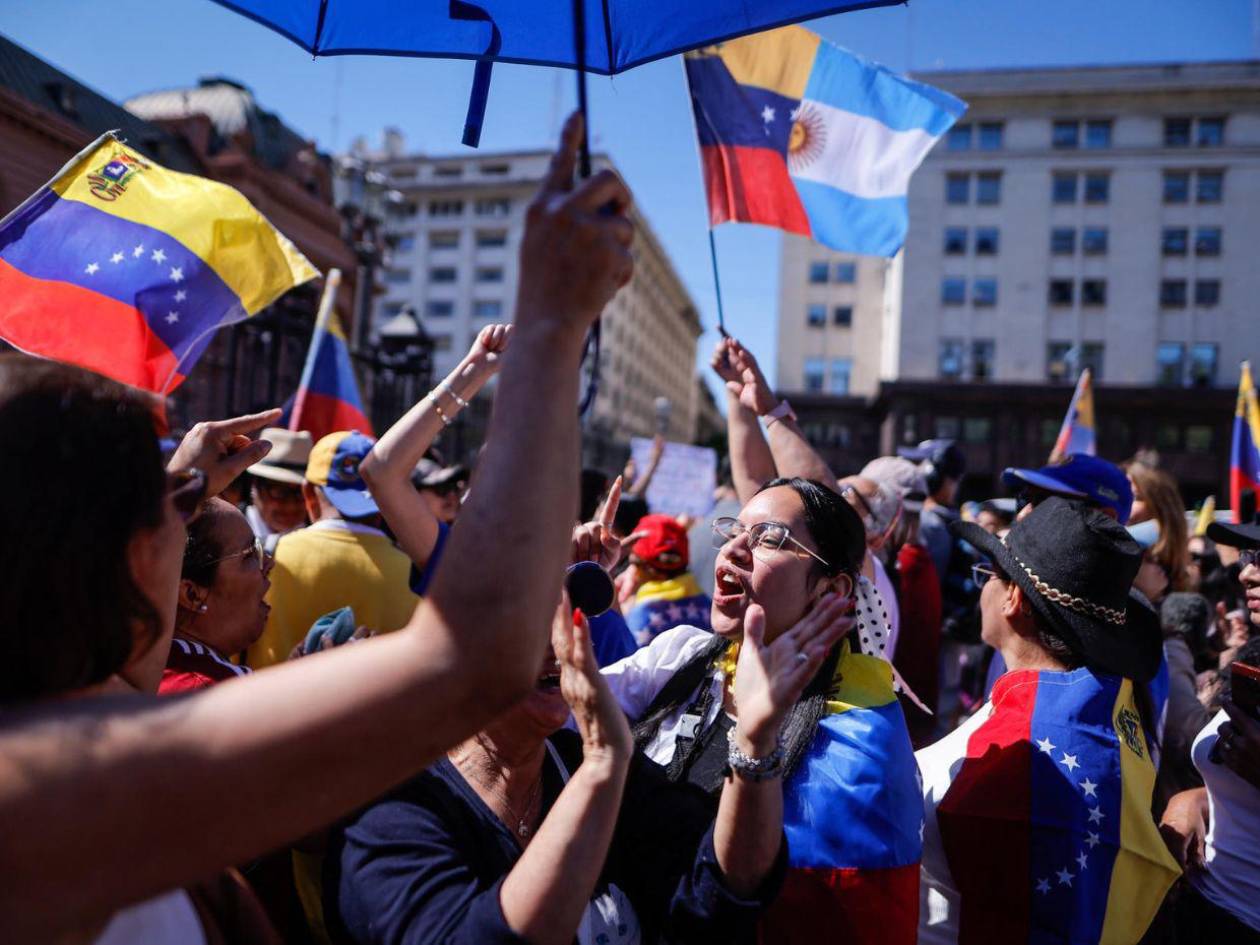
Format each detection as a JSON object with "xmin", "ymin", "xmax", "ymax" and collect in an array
[{"xmin": 1, "ymin": 113, "xmax": 1257, "ymax": 945}]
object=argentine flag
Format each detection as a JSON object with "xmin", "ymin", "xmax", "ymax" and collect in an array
[{"xmin": 686, "ymin": 26, "xmax": 966, "ymax": 256}]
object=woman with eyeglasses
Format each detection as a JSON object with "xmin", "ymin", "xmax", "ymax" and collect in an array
[{"xmin": 600, "ymin": 477, "xmax": 924, "ymax": 945}]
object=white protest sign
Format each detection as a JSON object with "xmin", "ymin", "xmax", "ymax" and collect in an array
[{"xmin": 630, "ymin": 437, "xmax": 717, "ymax": 519}]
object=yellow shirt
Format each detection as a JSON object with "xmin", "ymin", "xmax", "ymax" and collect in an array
[{"xmin": 247, "ymin": 520, "xmax": 419, "ymax": 670}]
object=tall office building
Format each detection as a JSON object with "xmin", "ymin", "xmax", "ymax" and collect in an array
[
  {"xmin": 364, "ymin": 138, "xmax": 703, "ymax": 447},
  {"xmin": 776, "ymin": 61, "xmax": 1260, "ymax": 500}
]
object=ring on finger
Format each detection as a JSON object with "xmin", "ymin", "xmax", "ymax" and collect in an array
[{"xmin": 796, "ymin": 652, "xmax": 810, "ymax": 665}]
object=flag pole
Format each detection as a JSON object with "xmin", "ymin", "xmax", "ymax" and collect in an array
[
  {"xmin": 289, "ymin": 268, "xmax": 341, "ymax": 432},
  {"xmin": 679, "ymin": 57, "xmax": 729, "ymax": 338}
]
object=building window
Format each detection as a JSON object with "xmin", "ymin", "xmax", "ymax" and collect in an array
[
  {"xmin": 428, "ymin": 231, "xmax": 460, "ymax": 249},
  {"xmin": 1083, "ymin": 172, "xmax": 1110, "ymax": 204},
  {"xmin": 807, "ymin": 304, "xmax": 826, "ymax": 327},
  {"xmin": 829, "ymin": 359, "xmax": 853, "ymax": 395},
  {"xmin": 1048, "ymin": 280, "xmax": 1074, "ymax": 306},
  {"xmin": 974, "ymin": 228, "xmax": 999, "ymax": 255},
  {"xmin": 433, "ymin": 165, "xmax": 463, "ymax": 178},
  {"xmin": 1197, "ymin": 170, "xmax": 1223, "ymax": 203},
  {"xmin": 964, "ymin": 417, "xmax": 993, "ymax": 443},
  {"xmin": 941, "ymin": 278, "xmax": 967, "ymax": 305},
  {"xmin": 1161, "ymin": 227, "xmax": 1188, "ymax": 256},
  {"xmin": 1186, "ymin": 425, "xmax": 1215, "ymax": 453},
  {"xmin": 1052, "ymin": 173, "xmax": 1078, "ymax": 204},
  {"xmin": 1156, "ymin": 342, "xmax": 1184, "ymax": 386},
  {"xmin": 429, "ymin": 267, "xmax": 457, "ymax": 284},
  {"xmin": 425, "ymin": 300, "xmax": 455, "ymax": 318},
  {"xmin": 972, "ymin": 340, "xmax": 995, "ymax": 380},
  {"xmin": 1047, "ymin": 342, "xmax": 1073, "ymax": 381},
  {"xmin": 1163, "ymin": 171, "xmax": 1189, "ymax": 204},
  {"xmin": 1052, "ymin": 120, "xmax": 1080, "ymax": 149},
  {"xmin": 1197, "ymin": 117, "xmax": 1225, "ymax": 147},
  {"xmin": 480, "ymin": 162, "xmax": 510, "ymax": 175},
  {"xmin": 1085, "ymin": 119, "xmax": 1113, "ymax": 149},
  {"xmin": 976, "ymin": 172, "xmax": 1002, "ymax": 205},
  {"xmin": 1195, "ymin": 227, "xmax": 1222, "ymax": 257},
  {"xmin": 1160, "ymin": 279, "xmax": 1187, "ymax": 308},
  {"xmin": 946, "ymin": 173, "xmax": 970, "ymax": 204},
  {"xmin": 431, "ymin": 334, "xmax": 454, "ymax": 353},
  {"xmin": 474, "ymin": 198, "xmax": 511, "ymax": 217},
  {"xmin": 973, "ymin": 279, "xmax": 998, "ymax": 307},
  {"xmin": 947, "ymin": 124, "xmax": 972, "ymax": 151},
  {"xmin": 1050, "ymin": 228, "xmax": 1076, "ymax": 255},
  {"xmin": 1195, "ymin": 279, "xmax": 1221, "ymax": 306},
  {"xmin": 1155, "ymin": 423, "xmax": 1181, "ymax": 450},
  {"xmin": 394, "ymin": 233, "xmax": 417, "ymax": 252},
  {"xmin": 385, "ymin": 268, "xmax": 411, "ymax": 284},
  {"xmin": 1164, "ymin": 117, "xmax": 1192, "ymax": 147},
  {"xmin": 476, "ymin": 229, "xmax": 508, "ymax": 247},
  {"xmin": 939, "ymin": 340, "xmax": 964, "ymax": 379},
  {"xmin": 428, "ymin": 199, "xmax": 464, "ymax": 217},
  {"xmin": 1082, "ymin": 228, "xmax": 1108, "ymax": 255},
  {"xmin": 1189, "ymin": 343, "xmax": 1218, "ymax": 387},
  {"xmin": 382, "ymin": 302, "xmax": 405, "ymax": 319},
  {"xmin": 473, "ymin": 300, "xmax": 502, "ymax": 319},
  {"xmin": 1080, "ymin": 343, "xmax": 1104, "ymax": 379},
  {"xmin": 834, "ymin": 262, "xmax": 857, "ymax": 283},
  {"xmin": 977, "ymin": 122, "xmax": 1004, "ymax": 150},
  {"xmin": 804, "ymin": 357, "xmax": 825, "ymax": 392},
  {"xmin": 832, "ymin": 306, "xmax": 853, "ymax": 327},
  {"xmin": 935, "ymin": 416, "xmax": 961, "ymax": 439},
  {"xmin": 1081, "ymin": 280, "xmax": 1107, "ymax": 306},
  {"xmin": 808, "ymin": 261, "xmax": 829, "ymax": 284},
  {"xmin": 475, "ymin": 266, "xmax": 503, "ymax": 283},
  {"xmin": 944, "ymin": 227, "xmax": 968, "ymax": 255}
]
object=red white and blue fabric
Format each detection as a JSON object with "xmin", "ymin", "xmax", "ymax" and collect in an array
[
  {"xmin": 290, "ymin": 311, "xmax": 372, "ymax": 441},
  {"xmin": 1230, "ymin": 361, "xmax": 1260, "ymax": 522}
]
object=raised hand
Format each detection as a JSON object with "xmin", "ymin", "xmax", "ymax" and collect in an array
[
  {"xmin": 732, "ymin": 596, "xmax": 853, "ymax": 756},
  {"xmin": 168, "ymin": 408, "xmax": 282, "ymax": 499},
  {"xmin": 516, "ymin": 112, "xmax": 634, "ymax": 342},
  {"xmin": 710, "ymin": 338, "xmax": 744, "ymax": 389},
  {"xmin": 552, "ymin": 599, "xmax": 632, "ymax": 762},
  {"xmin": 466, "ymin": 323, "xmax": 513, "ymax": 378},
  {"xmin": 728, "ymin": 341, "xmax": 778, "ymax": 417},
  {"xmin": 570, "ymin": 476, "xmax": 641, "ymax": 571}
]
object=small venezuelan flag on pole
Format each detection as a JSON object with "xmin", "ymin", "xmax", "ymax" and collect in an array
[
  {"xmin": 0, "ymin": 132, "xmax": 316, "ymax": 395},
  {"xmin": 1230, "ymin": 361, "xmax": 1260, "ymax": 523},
  {"xmin": 1049, "ymin": 367, "xmax": 1096, "ymax": 464},
  {"xmin": 289, "ymin": 269, "xmax": 373, "ymax": 442}
]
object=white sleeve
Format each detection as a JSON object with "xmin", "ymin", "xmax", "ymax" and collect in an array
[{"xmin": 600, "ymin": 625, "xmax": 714, "ymax": 721}]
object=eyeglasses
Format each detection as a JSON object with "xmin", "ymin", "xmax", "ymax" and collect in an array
[
  {"xmin": 205, "ymin": 536, "xmax": 267, "ymax": 570},
  {"xmin": 168, "ymin": 468, "xmax": 207, "ymax": 523},
  {"xmin": 840, "ymin": 485, "xmax": 877, "ymax": 531},
  {"xmin": 711, "ymin": 516, "xmax": 830, "ymax": 568},
  {"xmin": 1241, "ymin": 549, "xmax": 1260, "ymax": 569},
  {"xmin": 255, "ymin": 479, "xmax": 303, "ymax": 502},
  {"xmin": 972, "ymin": 563, "xmax": 1000, "ymax": 588}
]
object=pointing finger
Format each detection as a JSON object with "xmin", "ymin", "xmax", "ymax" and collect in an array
[
  {"xmin": 542, "ymin": 111, "xmax": 582, "ymax": 195},
  {"xmin": 597, "ymin": 475, "xmax": 622, "ymax": 529}
]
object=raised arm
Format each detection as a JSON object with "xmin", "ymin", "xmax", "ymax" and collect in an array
[
  {"xmin": 712, "ymin": 338, "xmax": 776, "ymax": 505},
  {"xmin": 0, "ymin": 112, "xmax": 637, "ymax": 944},
  {"xmin": 361, "ymin": 323, "xmax": 511, "ymax": 567},
  {"xmin": 727, "ymin": 338, "xmax": 837, "ymax": 487}
]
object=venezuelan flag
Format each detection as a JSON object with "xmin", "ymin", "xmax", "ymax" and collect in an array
[
  {"xmin": 625, "ymin": 573, "xmax": 711, "ymax": 646},
  {"xmin": 290, "ymin": 307, "xmax": 372, "ymax": 442},
  {"xmin": 685, "ymin": 25, "xmax": 965, "ymax": 256},
  {"xmin": 1230, "ymin": 361, "xmax": 1260, "ymax": 523},
  {"xmin": 923, "ymin": 668, "xmax": 1179, "ymax": 945},
  {"xmin": 0, "ymin": 133, "xmax": 316, "ymax": 394},
  {"xmin": 763, "ymin": 642, "xmax": 922, "ymax": 945},
  {"xmin": 1050, "ymin": 367, "xmax": 1097, "ymax": 463}
]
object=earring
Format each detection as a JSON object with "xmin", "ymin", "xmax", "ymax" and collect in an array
[{"xmin": 197, "ymin": 603, "xmax": 208, "ymax": 613}]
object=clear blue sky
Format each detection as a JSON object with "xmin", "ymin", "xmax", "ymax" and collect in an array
[{"xmin": 1, "ymin": 0, "xmax": 1254, "ymax": 395}]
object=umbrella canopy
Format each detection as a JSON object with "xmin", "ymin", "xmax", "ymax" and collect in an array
[{"xmin": 211, "ymin": 1, "xmax": 902, "ymax": 74}]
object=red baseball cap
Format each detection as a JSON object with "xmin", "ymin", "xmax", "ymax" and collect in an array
[{"xmin": 631, "ymin": 514, "xmax": 689, "ymax": 574}]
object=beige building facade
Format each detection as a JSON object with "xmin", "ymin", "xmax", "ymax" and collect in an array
[{"xmin": 364, "ymin": 139, "xmax": 703, "ymax": 444}]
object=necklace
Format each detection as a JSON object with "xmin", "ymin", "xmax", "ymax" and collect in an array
[{"xmin": 455, "ymin": 755, "xmax": 544, "ymax": 839}]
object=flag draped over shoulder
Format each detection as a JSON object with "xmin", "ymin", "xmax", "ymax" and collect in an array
[
  {"xmin": 685, "ymin": 25, "xmax": 966, "ymax": 256},
  {"xmin": 764, "ymin": 642, "xmax": 923, "ymax": 944},
  {"xmin": 1230, "ymin": 361, "xmax": 1260, "ymax": 523},
  {"xmin": 0, "ymin": 133, "xmax": 316, "ymax": 394},
  {"xmin": 625, "ymin": 573, "xmax": 711, "ymax": 645},
  {"xmin": 929, "ymin": 668, "xmax": 1179, "ymax": 945},
  {"xmin": 290, "ymin": 310, "xmax": 372, "ymax": 442},
  {"xmin": 1050, "ymin": 368, "xmax": 1097, "ymax": 462}
]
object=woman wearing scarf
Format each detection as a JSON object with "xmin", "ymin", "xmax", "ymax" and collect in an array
[{"xmin": 916, "ymin": 496, "xmax": 1180, "ymax": 944}]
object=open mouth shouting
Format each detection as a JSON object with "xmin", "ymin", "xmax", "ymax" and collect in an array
[{"xmin": 714, "ymin": 563, "xmax": 748, "ymax": 609}]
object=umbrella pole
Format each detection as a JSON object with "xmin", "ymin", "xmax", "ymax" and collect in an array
[{"xmin": 573, "ymin": 0, "xmax": 599, "ymax": 419}]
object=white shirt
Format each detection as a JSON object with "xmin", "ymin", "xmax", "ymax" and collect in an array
[
  {"xmin": 1190, "ymin": 710, "xmax": 1260, "ymax": 931},
  {"xmin": 93, "ymin": 890, "xmax": 206, "ymax": 945}
]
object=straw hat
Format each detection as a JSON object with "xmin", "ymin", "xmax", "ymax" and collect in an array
[{"xmin": 248, "ymin": 428, "xmax": 314, "ymax": 486}]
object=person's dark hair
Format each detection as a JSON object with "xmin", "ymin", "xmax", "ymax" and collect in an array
[
  {"xmin": 632, "ymin": 477, "xmax": 866, "ymax": 785},
  {"xmin": 613, "ymin": 495, "xmax": 649, "ymax": 539},
  {"xmin": 182, "ymin": 502, "xmax": 229, "ymax": 589},
  {"xmin": 0, "ymin": 356, "xmax": 166, "ymax": 703}
]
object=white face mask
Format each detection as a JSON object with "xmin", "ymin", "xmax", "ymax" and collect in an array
[{"xmin": 854, "ymin": 575, "xmax": 932, "ymax": 716}]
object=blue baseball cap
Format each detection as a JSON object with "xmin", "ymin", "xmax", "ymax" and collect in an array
[
  {"xmin": 306, "ymin": 430, "xmax": 379, "ymax": 519},
  {"xmin": 1002, "ymin": 454, "xmax": 1133, "ymax": 525}
]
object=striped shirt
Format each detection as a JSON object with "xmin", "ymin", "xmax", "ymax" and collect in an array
[{"xmin": 159, "ymin": 637, "xmax": 250, "ymax": 694}]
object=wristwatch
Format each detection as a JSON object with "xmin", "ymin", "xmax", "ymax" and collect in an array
[{"xmin": 762, "ymin": 399, "xmax": 796, "ymax": 427}]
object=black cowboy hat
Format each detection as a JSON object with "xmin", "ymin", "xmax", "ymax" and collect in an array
[
  {"xmin": 1206, "ymin": 520, "xmax": 1260, "ymax": 550},
  {"xmin": 950, "ymin": 496, "xmax": 1162, "ymax": 682}
]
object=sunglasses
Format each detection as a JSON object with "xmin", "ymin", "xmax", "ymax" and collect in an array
[
  {"xmin": 1241, "ymin": 549, "xmax": 1260, "ymax": 569},
  {"xmin": 205, "ymin": 536, "xmax": 268, "ymax": 570},
  {"xmin": 256, "ymin": 479, "xmax": 303, "ymax": 502},
  {"xmin": 168, "ymin": 468, "xmax": 208, "ymax": 523},
  {"xmin": 711, "ymin": 516, "xmax": 830, "ymax": 568}
]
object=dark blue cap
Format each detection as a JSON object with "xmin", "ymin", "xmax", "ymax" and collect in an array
[{"xmin": 1003, "ymin": 454, "xmax": 1133, "ymax": 525}]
